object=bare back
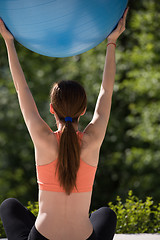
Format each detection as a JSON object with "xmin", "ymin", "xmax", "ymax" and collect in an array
[{"xmin": 35, "ymin": 131, "xmax": 100, "ymax": 240}]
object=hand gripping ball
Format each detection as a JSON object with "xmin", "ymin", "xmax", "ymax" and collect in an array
[{"xmin": 0, "ymin": 0, "xmax": 128, "ymax": 57}]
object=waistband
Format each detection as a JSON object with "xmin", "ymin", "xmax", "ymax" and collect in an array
[{"xmin": 29, "ymin": 225, "xmax": 96, "ymax": 240}]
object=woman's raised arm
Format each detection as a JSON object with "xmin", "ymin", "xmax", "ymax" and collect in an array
[
  {"xmin": 84, "ymin": 8, "xmax": 129, "ymax": 148},
  {"xmin": 0, "ymin": 18, "xmax": 52, "ymax": 147}
]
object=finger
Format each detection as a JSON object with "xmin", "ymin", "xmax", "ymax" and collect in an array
[
  {"xmin": 118, "ymin": 18, "xmax": 123, "ymax": 24},
  {"xmin": 121, "ymin": 7, "xmax": 129, "ymax": 30},
  {"xmin": 0, "ymin": 18, "xmax": 4, "ymax": 24},
  {"xmin": 0, "ymin": 18, "xmax": 5, "ymax": 28},
  {"xmin": 123, "ymin": 7, "xmax": 129, "ymax": 23},
  {"xmin": 0, "ymin": 19, "xmax": 8, "ymax": 34},
  {"xmin": 117, "ymin": 18, "xmax": 123, "ymax": 30},
  {"xmin": 0, "ymin": 19, "xmax": 3, "ymax": 32},
  {"xmin": 123, "ymin": 7, "xmax": 129, "ymax": 18}
]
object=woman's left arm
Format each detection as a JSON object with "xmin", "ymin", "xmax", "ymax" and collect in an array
[{"xmin": 0, "ymin": 19, "xmax": 52, "ymax": 146}]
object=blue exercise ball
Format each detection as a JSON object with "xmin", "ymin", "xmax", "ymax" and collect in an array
[{"xmin": 0, "ymin": 0, "xmax": 128, "ymax": 57}]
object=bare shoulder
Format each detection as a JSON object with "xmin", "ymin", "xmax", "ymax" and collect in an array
[
  {"xmin": 80, "ymin": 131, "xmax": 101, "ymax": 168},
  {"xmin": 35, "ymin": 130, "xmax": 58, "ymax": 148},
  {"xmin": 82, "ymin": 124, "xmax": 104, "ymax": 150},
  {"xmin": 34, "ymin": 131, "xmax": 58, "ymax": 166}
]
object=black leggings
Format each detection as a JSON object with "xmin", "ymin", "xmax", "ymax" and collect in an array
[{"xmin": 0, "ymin": 198, "xmax": 117, "ymax": 240}]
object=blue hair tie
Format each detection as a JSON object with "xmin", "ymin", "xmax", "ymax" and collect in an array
[{"xmin": 65, "ymin": 116, "xmax": 72, "ymax": 122}]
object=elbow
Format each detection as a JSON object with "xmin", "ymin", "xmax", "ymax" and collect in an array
[{"xmin": 101, "ymin": 86, "xmax": 113, "ymax": 99}]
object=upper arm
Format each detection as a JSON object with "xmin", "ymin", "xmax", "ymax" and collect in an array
[
  {"xmin": 84, "ymin": 86, "xmax": 113, "ymax": 148},
  {"xmin": 17, "ymin": 86, "xmax": 52, "ymax": 147}
]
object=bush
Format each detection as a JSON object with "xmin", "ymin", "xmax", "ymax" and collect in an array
[
  {"xmin": 0, "ymin": 191, "xmax": 160, "ymax": 237},
  {"xmin": 108, "ymin": 190, "xmax": 160, "ymax": 233}
]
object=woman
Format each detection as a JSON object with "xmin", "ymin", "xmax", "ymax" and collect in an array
[{"xmin": 0, "ymin": 8, "xmax": 128, "ymax": 240}]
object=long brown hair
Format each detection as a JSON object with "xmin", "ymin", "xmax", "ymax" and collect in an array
[{"xmin": 50, "ymin": 80, "xmax": 87, "ymax": 195}]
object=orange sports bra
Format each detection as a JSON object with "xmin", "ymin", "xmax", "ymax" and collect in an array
[{"xmin": 36, "ymin": 131, "xmax": 97, "ymax": 193}]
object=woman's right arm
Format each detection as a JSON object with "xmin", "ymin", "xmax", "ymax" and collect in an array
[
  {"xmin": 84, "ymin": 8, "xmax": 129, "ymax": 148},
  {"xmin": 0, "ymin": 19, "xmax": 53, "ymax": 148}
]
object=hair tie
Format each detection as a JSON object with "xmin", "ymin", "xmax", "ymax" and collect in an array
[{"xmin": 65, "ymin": 116, "xmax": 72, "ymax": 122}]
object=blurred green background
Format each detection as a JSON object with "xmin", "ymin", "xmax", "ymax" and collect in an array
[{"xmin": 0, "ymin": 0, "xmax": 160, "ymax": 211}]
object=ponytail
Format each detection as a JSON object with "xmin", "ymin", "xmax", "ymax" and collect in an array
[
  {"xmin": 55, "ymin": 121, "xmax": 80, "ymax": 195},
  {"xmin": 50, "ymin": 80, "xmax": 87, "ymax": 195}
]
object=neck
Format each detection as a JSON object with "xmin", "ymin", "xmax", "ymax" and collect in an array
[{"xmin": 57, "ymin": 121, "xmax": 79, "ymax": 132}]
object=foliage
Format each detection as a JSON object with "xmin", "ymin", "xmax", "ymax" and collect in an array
[
  {"xmin": 108, "ymin": 191, "xmax": 160, "ymax": 233},
  {"xmin": 27, "ymin": 201, "xmax": 39, "ymax": 217},
  {"xmin": 0, "ymin": 219, "xmax": 5, "ymax": 238}
]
